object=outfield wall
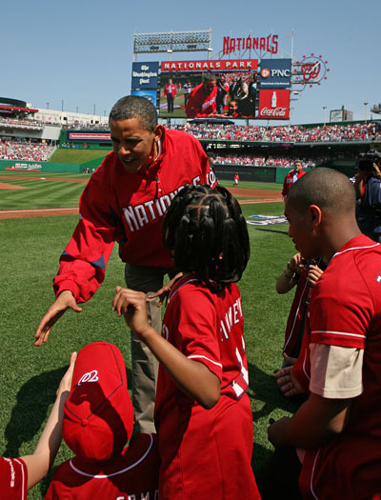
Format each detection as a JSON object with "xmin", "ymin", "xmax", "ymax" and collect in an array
[
  {"xmin": 0, "ymin": 159, "xmax": 354, "ymax": 180},
  {"xmin": 214, "ymin": 165, "xmax": 311, "ymax": 183},
  {"xmin": 0, "ymin": 158, "xmax": 286, "ymax": 180}
]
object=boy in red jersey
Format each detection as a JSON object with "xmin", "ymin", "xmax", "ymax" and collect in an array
[
  {"xmin": 1, "ymin": 352, "xmax": 76, "ymax": 499},
  {"xmin": 113, "ymin": 185, "xmax": 260, "ymax": 499},
  {"xmin": 258, "ymin": 168, "xmax": 381, "ymax": 499},
  {"xmin": 45, "ymin": 342, "xmax": 159, "ymax": 499}
]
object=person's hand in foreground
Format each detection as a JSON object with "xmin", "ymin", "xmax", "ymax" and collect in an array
[{"xmin": 22, "ymin": 351, "xmax": 77, "ymax": 489}]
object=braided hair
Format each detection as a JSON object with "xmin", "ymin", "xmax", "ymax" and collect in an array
[{"xmin": 163, "ymin": 184, "xmax": 250, "ymax": 290}]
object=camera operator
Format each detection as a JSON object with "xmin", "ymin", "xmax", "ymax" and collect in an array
[{"xmin": 354, "ymin": 151, "xmax": 381, "ymax": 242}]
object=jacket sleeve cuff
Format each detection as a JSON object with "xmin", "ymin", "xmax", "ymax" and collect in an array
[{"xmin": 53, "ymin": 279, "xmax": 81, "ymax": 303}]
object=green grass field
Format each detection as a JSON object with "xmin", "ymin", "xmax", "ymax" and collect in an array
[
  {"xmin": 49, "ymin": 149, "xmax": 111, "ymax": 164},
  {"xmin": 0, "ymin": 174, "xmax": 299, "ymax": 498}
]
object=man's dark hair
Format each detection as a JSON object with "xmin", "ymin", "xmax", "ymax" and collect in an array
[
  {"xmin": 288, "ymin": 167, "xmax": 356, "ymax": 216},
  {"xmin": 163, "ymin": 184, "xmax": 250, "ymax": 290},
  {"xmin": 109, "ymin": 96, "xmax": 158, "ymax": 132}
]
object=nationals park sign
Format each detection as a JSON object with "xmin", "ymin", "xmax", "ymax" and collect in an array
[{"xmin": 161, "ymin": 59, "xmax": 258, "ymax": 72}]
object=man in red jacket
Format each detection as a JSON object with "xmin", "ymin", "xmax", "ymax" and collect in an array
[
  {"xmin": 163, "ymin": 78, "xmax": 177, "ymax": 114},
  {"xmin": 35, "ymin": 95, "xmax": 216, "ymax": 433},
  {"xmin": 282, "ymin": 160, "xmax": 306, "ymax": 198},
  {"xmin": 185, "ymin": 72, "xmax": 218, "ymax": 118}
]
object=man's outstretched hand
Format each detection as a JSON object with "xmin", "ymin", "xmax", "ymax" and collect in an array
[{"xmin": 35, "ymin": 291, "xmax": 82, "ymax": 346}]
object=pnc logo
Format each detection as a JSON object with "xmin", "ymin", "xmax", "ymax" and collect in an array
[{"xmin": 261, "ymin": 68, "xmax": 270, "ymax": 78}]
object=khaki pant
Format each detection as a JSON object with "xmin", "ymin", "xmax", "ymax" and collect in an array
[{"xmin": 125, "ymin": 263, "xmax": 176, "ymax": 433}]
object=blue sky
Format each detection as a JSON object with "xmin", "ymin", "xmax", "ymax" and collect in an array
[{"xmin": 2, "ymin": 0, "xmax": 380, "ymax": 125}]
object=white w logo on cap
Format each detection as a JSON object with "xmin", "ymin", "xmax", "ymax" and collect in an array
[{"xmin": 77, "ymin": 370, "xmax": 99, "ymax": 386}]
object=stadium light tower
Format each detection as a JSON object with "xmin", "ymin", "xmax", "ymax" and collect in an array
[{"xmin": 133, "ymin": 30, "xmax": 212, "ymax": 61}]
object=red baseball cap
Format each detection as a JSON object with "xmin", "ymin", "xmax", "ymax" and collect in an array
[{"xmin": 63, "ymin": 342, "xmax": 134, "ymax": 462}]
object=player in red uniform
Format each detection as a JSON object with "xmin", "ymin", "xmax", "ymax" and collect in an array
[
  {"xmin": 282, "ymin": 160, "xmax": 306, "ymax": 198},
  {"xmin": 35, "ymin": 95, "xmax": 216, "ymax": 433},
  {"xmin": 163, "ymin": 78, "xmax": 177, "ymax": 114},
  {"xmin": 258, "ymin": 168, "xmax": 381, "ymax": 499},
  {"xmin": 0, "ymin": 353, "xmax": 76, "ymax": 500},
  {"xmin": 185, "ymin": 72, "xmax": 218, "ymax": 118},
  {"xmin": 45, "ymin": 342, "xmax": 159, "ymax": 499},
  {"xmin": 112, "ymin": 185, "xmax": 260, "ymax": 499},
  {"xmin": 233, "ymin": 172, "xmax": 240, "ymax": 187}
]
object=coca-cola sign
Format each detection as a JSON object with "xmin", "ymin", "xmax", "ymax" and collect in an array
[
  {"xmin": 258, "ymin": 89, "xmax": 290, "ymax": 120},
  {"xmin": 260, "ymin": 107, "xmax": 287, "ymax": 117}
]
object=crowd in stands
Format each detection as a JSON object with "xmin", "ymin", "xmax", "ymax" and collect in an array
[
  {"xmin": 62, "ymin": 121, "xmax": 109, "ymax": 130},
  {"xmin": 0, "ymin": 115, "xmax": 107, "ymax": 130},
  {"xmin": 0, "ymin": 116, "xmax": 43, "ymax": 131},
  {"xmin": 1, "ymin": 119, "xmax": 380, "ymax": 164},
  {"xmin": 0, "ymin": 138, "xmax": 55, "ymax": 161},
  {"xmin": 1, "ymin": 115, "xmax": 380, "ymax": 144},
  {"xmin": 172, "ymin": 121, "xmax": 381, "ymax": 144},
  {"xmin": 213, "ymin": 154, "xmax": 317, "ymax": 169}
]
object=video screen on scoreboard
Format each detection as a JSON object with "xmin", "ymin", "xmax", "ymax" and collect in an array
[{"xmin": 159, "ymin": 59, "xmax": 258, "ymax": 120}]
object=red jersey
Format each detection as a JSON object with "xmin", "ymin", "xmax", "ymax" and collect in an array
[
  {"xmin": 53, "ymin": 128, "xmax": 216, "ymax": 303},
  {"xmin": 282, "ymin": 169, "xmax": 306, "ymax": 197},
  {"xmin": 155, "ymin": 274, "xmax": 260, "ymax": 499},
  {"xmin": 0, "ymin": 457, "xmax": 27, "ymax": 500},
  {"xmin": 185, "ymin": 83, "xmax": 217, "ymax": 118},
  {"xmin": 294, "ymin": 235, "xmax": 381, "ymax": 499},
  {"xmin": 45, "ymin": 433, "xmax": 159, "ymax": 499},
  {"xmin": 282, "ymin": 268, "xmax": 310, "ymax": 358}
]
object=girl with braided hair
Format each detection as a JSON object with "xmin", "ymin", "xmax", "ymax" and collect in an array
[{"xmin": 113, "ymin": 184, "xmax": 260, "ymax": 499}]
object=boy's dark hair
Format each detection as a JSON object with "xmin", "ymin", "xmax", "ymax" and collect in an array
[
  {"xmin": 163, "ymin": 184, "xmax": 250, "ymax": 290},
  {"xmin": 109, "ymin": 95, "xmax": 158, "ymax": 132}
]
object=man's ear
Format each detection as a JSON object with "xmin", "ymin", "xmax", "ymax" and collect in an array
[
  {"xmin": 309, "ymin": 204, "xmax": 322, "ymax": 228},
  {"xmin": 153, "ymin": 125, "xmax": 162, "ymax": 142}
]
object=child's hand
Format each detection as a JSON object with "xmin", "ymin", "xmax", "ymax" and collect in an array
[
  {"xmin": 112, "ymin": 286, "xmax": 150, "ymax": 338},
  {"xmin": 307, "ymin": 265, "xmax": 323, "ymax": 287},
  {"xmin": 57, "ymin": 351, "xmax": 77, "ymax": 396},
  {"xmin": 290, "ymin": 253, "xmax": 302, "ymax": 273},
  {"xmin": 275, "ymin": 364, "xmax": 304, "ymax": 398}
]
